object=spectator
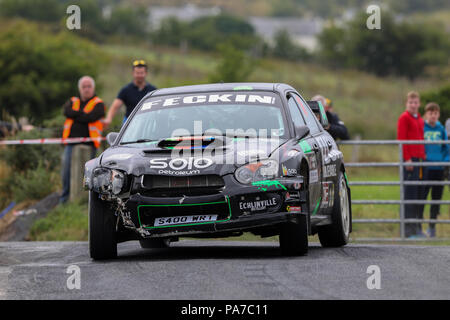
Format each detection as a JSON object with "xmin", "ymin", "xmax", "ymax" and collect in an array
[
  {"xmin": 311, "ymin": 95, "xmax": 349, "ymax": 140},
  {"xmin": 103, "ymin": 60, "xmax": 157, "ymax": 128},
  {"xmin": 397, "ymin": 91, "xmax": 426, "ymax": 238},
  {"xmin": 418, "ymin": 103, "xmax": 449, "ymax": 237},
  {"xmin": 60, "ymin": 76, "xmax": 105, "ymax": 204}
]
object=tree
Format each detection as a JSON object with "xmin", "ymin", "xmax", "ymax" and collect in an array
[
  {"xmin": 0, "ymin": 21, "xmax": 103, "ymax": 123},
  {"xmin": 185, "ymin": 14, "xmax": 261, "ymax": 51},
  {"xmin": 108, "ymin": 5, "xmax": 149, "ymax": 37},
  {"xmin": 208, "ymin": 44, "xmax": 255, "ymax": 83},
  {"xmin": 422, "ymin": 84, "xmax": 450, "ymax": 124},
  {"xmin": 271, "ymin": 29, "xmax": 310, "ymax": 61},
  {"xmin": 317, "ymin": 11, "xmax": 450, "ymax": 79},
  {"xmin": 0, "ymin": 0, "xmax": 62, "ymax": 22}
]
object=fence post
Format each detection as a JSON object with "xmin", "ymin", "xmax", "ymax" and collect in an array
[
  {"xmin": 69, "ymin": 144, "xmax": 92, "ymax": 203},
  {"xmin": 398, "ymin": 143, "xmax": 405, "ymax": 239},
  {"xmin": 351, "ymin": 134, "xmax": 361, "ymax": 163}
]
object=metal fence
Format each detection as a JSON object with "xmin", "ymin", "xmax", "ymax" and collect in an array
[{"xmin": 338, "ymin": 139, "xmax": 450, "ymax": 241}]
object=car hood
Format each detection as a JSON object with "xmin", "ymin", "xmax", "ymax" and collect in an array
[{"xmin": 99, "ymin": 137, "xmax": 288, "ymax": 176}]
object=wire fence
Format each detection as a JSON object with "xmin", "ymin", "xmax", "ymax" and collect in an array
[{"xmin": 339, "ymin": 139, "xmax": 450, "ymax": 242}]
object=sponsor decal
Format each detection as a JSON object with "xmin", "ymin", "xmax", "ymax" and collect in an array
[
  {"xmin": 329, "ymin": 183, "xmax": 335, "ymax": 207},
  {"xmin": 286, "ymin": 191, "xmax": 301, "ymax": 200},
  {"xmin": 321, "ymin": 182, "xmax": 330, "ymax": 208},
  {"xmin": 252, "ymin": 180, "xmax": 287, "ymax": 191},
  {"xmin": 282, "ymin": 164, "xmax": 298, "ymax": 176},
  {"xmin": 239, "ymin": 197, "xmax": 278, "ymax": 212},
  {"xmin": 141, "ymin": 93, "xmax": 277, "ymax": 111},
  {"xmin": 323, "ymin": 164, "xmax": 337, "ymax": 178},
  {"xmin": 150, "ymin": 157, "xmax": 213, "ymax": 171},
  {"xmin": 321, "ymin": 182, "xmax": 335, "ymax": 208},
  {"xmin": 158, "ymin": 169, "xmax": 200, "ymax": 175},
  {"xmin": 308, "ymin": 153, "xmax": 317, "ymax": 170},
  {"xmin": 237, "ymin": 149, "xmax": 266, "ymax": 157},
  {"xmin": 287, "ymin": 149, "xmax": 300, "ymax": 158},
  {"xmin": 309, "ymin": 169, "xmax": 319, "ymax": 183},
  {"xmin": 299, "ymin": 140, "xmax": 312, "ymax": 153},
  {"xmin": 287, "ymin": 205, "xmax": 301, "ymax": 213}
]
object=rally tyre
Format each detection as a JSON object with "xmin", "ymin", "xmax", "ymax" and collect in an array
[
  {"xmin": 318, "ymin": 170, "xmax": 350, "ymax": 247},
  {"xmin": 279, "ymin": 214, "xmax": 308, "ymax": 256},
  {"xmin": 89, "ymin": 191, "xmax": 117, "ymax": 260},
  {"xmin": 139, "ymin": 238, "xmax": 171, "ymax": 249}
]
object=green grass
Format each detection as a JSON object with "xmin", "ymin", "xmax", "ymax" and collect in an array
[{"xmin": 29, "ymin": 201, "xmax": 88, "ymax": 241}]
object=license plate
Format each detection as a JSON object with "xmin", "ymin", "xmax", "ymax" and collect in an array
[{"xmin": 154, "ymin": 214, "xmax": 218, "ymax": 226}]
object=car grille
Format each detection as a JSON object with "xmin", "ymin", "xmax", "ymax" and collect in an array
[{"xmin": 141, "ymin": 174, "xmax": 225, "ymax": 197}]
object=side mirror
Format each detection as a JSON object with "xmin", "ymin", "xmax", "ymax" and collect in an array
[
  {"xmin": 106, "ymin": 132, "xmax": 119, "ymax": 146},
  {"xmin": 294, "ymin": 125, "xmax": 310, "ymax": 140}
]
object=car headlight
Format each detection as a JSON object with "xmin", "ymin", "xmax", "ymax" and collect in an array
[
  {"xmin": 92, "ymin": 168, "xmax": 125, "ymax": 195},
  {"xmin": 235, "ymin": 159, "xmax": 279, "ymax": 184}
]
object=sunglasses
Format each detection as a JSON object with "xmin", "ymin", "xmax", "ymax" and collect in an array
[{"xmin": 133, "ymin": 60, "xmax": 146, "ymax": 67}]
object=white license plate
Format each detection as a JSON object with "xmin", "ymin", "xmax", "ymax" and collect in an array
[{"xmin": 154, "ymin": 214, "xmax": 218, "ymax": 226}]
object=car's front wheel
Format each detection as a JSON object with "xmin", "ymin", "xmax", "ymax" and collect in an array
[
  {"xmin": 279, "ymin": 214, "xmax": 308, "ymax": 256},
  {"xmin": 317, "ymin": 170, "xmax": 351, "ymax": 247},
  {"xmin": 89, "ymin": 191, "xmax": 117, "ymax": 260}
]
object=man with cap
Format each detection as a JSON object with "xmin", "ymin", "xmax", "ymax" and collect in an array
[
  {"xmin": 311, "ymin": 95, "xmax": 350, "ymax": 140},
  {"xmin": 103, "ymin": 60, "xmax": 157, "ymax": 127}
]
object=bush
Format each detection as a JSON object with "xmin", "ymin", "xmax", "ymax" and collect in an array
[
  {"xmin": 422, "ymin": 84, "xmax": 450, "ymax": 123},
  {"xmin": 10, "ymin": 162, "xmax": 59, "ymax": 203},
  {"xmin": 0, "ymin": 129, "xmax": 62, "ymax": 172},
  {"xmin": 0, "ymin": 20, "xmax": 103, "ymax": 123}
]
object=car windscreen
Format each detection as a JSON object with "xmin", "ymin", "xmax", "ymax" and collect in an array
[{"xmin": 119, "ymin": 91, "xmax": 287, "ymax": 144}]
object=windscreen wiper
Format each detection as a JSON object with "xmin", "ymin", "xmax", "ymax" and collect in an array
[
  {"xmin": 223, "ymin": 132, "xmax": 257, "ymax": 138},
  {"xmin": 120, "ymin": 139, "xmax": 156, "ymax": 145}
]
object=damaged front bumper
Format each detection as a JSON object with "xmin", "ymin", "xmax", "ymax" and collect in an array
[{"xmin": 116, "ymin": 175, "xmax": 307, "ymax": 239}]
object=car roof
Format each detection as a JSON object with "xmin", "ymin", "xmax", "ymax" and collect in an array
[{"xmin": 150, "ymin": 82, "xmax": 296, "ymax": 97}]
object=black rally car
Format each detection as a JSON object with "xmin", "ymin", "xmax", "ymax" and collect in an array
[{"xmin": 84, "ymin": 83, "xmax": 351, "ymax": 259}]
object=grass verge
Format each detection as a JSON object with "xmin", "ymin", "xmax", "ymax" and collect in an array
[{"xmin": 29, "ymin": 201, "xmax": 88, "ymax": 241}]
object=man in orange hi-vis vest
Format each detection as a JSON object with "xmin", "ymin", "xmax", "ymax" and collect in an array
[{"xmin": 60, "ymin": 76, "xmax": 105, "ymax": 203}]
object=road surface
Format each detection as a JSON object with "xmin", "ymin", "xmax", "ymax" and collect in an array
[{"xmin": 0, "ymin": 240, "xmax": 449, "ymax": 299}]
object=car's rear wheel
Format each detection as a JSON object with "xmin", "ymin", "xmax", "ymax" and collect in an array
[
  {"xmin": 318, "ymin": 170, "xmax": 350, "ymax": 247},
  {"xmin": 279, "ymin": 214, "xmax": 308, "ymax": 256},
  {"xmin": 89, "ymin": 191, "xmax": 117, "ymax": 260},
  {"xmin": 139, "ymin": 238, "xmax": 171, "ymax": 249}
]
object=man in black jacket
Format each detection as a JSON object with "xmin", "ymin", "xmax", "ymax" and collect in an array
[{"xmin": 312, "ymin": 95, "xmax": 350, "ymax": 140}]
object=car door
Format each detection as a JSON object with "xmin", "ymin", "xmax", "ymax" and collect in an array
[{"xmin": 286, "ymin": 94, "xmax": 322, "ymax": 214}]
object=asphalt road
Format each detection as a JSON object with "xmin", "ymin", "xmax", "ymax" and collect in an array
[{"xmin": 0, "ymin": 240, "xmax": 449, "ymax": 300}]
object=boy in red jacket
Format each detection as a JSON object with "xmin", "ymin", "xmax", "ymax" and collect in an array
[{"xmin": 397, "ymin": 91, "xmax": 426, "ymax": 238}]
